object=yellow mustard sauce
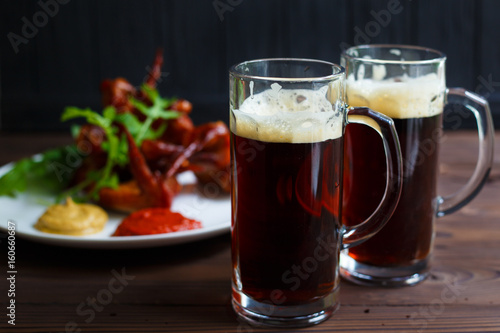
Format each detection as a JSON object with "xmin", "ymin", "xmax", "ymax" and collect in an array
[{"xmin": 35, "ymin": 197, "xmax": 108, "ymax": 236}]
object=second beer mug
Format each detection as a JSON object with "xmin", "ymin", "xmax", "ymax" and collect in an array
[
  {"xmin": 340, "ymin": 44, "xmax": 495, "ymax": 287},
  {"xmin": 230, "ymin": 59, "xmax": 403, "ymax": 327}
]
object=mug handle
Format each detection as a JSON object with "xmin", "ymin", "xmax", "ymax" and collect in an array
[
  {"xmin": 436, "ymin": 88, "xmax": 495, "ymax": 217},
  {"xmin": 341, "ymin": 107, "xmax": 403, "ymax": 249}
]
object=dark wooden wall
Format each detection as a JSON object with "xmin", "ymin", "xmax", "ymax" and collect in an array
[{"xmin": 1, "ymin": 0, "xmax": 499, "ymax": 131}]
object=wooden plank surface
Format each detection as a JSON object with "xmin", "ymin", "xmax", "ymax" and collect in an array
[{"xmin": 0, "ymin": 130, "xmax": 499, "ymax": 332}]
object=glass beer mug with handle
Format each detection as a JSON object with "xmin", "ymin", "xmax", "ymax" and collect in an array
[
  {"xmin": 229, "ymin": 58, "xmax": 403, "ymax": 327},
  {"xmin": 340, "ymin": 44, "xmax": 495, "ymax": 287}
]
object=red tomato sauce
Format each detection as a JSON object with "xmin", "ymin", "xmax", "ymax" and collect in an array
[{"xmin": 113, "ymin": 208, "xmax": 202, "ymax": 236}]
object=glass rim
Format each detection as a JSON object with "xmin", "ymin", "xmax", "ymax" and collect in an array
[
  {"xmin": 342, "ymin": 44, "xmax": 447, "ymax": 65},
  {"xmin": 229, "ymin": 58, "xmax": 344, "ymax": 82}
]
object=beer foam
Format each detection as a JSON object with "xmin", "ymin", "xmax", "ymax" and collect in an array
[
  {"xmin": 231, "ymin": 86, "xmax": 343, "ymax": 143},
  {"xmin": 346, "ymin": 73, "xmax": 445, "ymax": 119}
]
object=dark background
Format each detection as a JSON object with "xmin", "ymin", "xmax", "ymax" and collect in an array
[{"xmin": 1, "ymin": 0, "xmax": 499, "ymax": 131}]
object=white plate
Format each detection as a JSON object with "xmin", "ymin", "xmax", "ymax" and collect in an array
[{"xmin": 0, "ymin": 164, "xmax": 231, "ymax": 249}]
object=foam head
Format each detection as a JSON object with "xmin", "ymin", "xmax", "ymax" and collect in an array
[
  {"xmin": 346, "ymin": 73, "xmax": 445, "ymax": 119},
  {"xmin": 230, "ymin": 86, "xmax": 343, "ymax": 143}
]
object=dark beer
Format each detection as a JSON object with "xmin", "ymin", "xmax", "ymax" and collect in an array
[
  {"xmin": 231, "ymin": 133, "xmax": 343, "ymax": 305},
  {"xmin": 343, "ymin": 113, "xmax": 442, "ymax": 266}
]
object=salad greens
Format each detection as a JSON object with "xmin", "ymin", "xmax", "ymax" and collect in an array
[
  {"xmin": 0, "ymin": 146, "xmax": 78, "ymax": 198},
  {"xmin": 129, "ymin": 84, "xmax": 178, "ymax": 145},
  {"xmin": 0, "ymin": 85, "xmax": 180, "ymax": 201}
]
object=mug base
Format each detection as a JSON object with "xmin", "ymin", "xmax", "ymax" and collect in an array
[
  {"xmin": 339, "ymin": 252, "xmax": 430, "ymax": 287},
  {"xmin": 232, "ymin": 287, "xmax": 339, "ymax": 328}
]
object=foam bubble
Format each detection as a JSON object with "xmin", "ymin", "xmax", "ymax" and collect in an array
[
  {"xmin": 231, "ymin": 86, "xmax": 343, "ymax": 143},
  {"xmin": 346, "ymin": 73, "xmax": 445, "ymax": 119}
]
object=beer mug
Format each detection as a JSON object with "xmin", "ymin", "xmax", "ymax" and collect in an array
[
  {"xmin": 229, "ymin": 58, "xmax": 403, "ymax": 327},
  {"xmin": 340, "ymin": 45, "xmax": 495, "ymax": 287}
]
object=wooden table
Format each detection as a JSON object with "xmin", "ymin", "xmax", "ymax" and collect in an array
[{"xmin": 1, "ymin": 130, "xmax": 499, "ymax": 333}]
